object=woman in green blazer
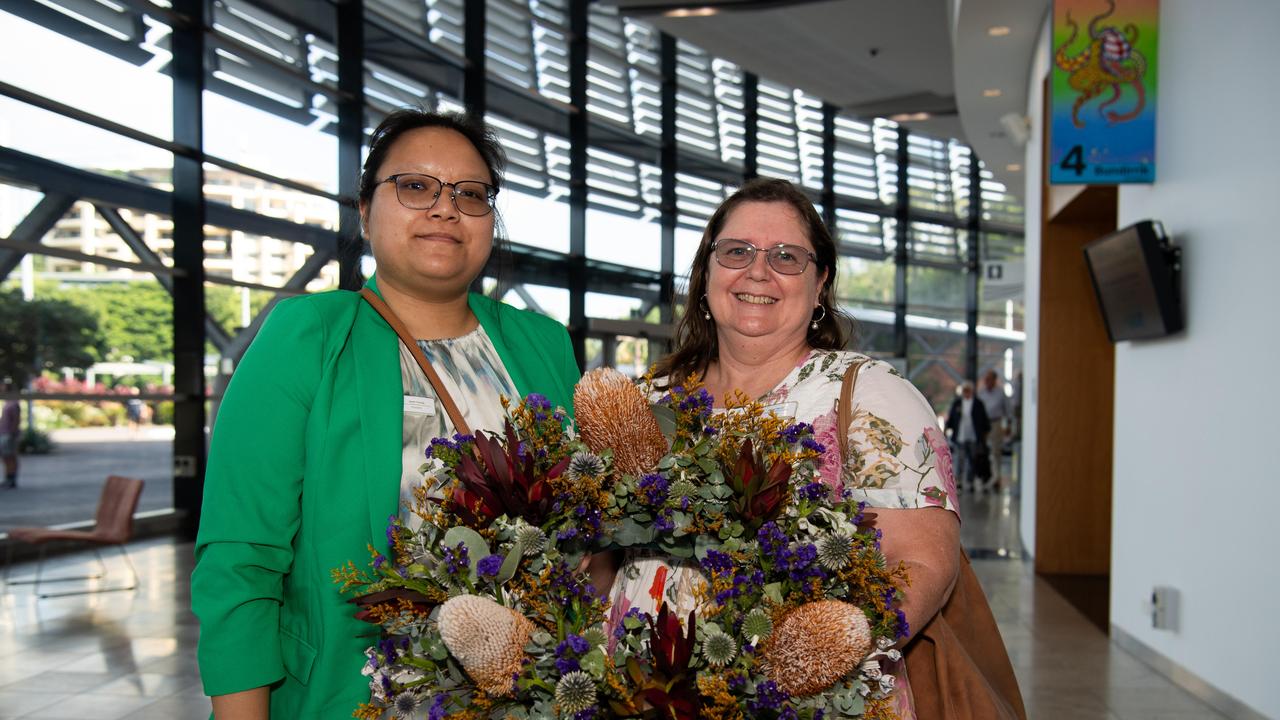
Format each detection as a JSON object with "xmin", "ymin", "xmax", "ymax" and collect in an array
[{"xmin": 192, "ymin": 110, "xmax": 580, "ymax": 718}]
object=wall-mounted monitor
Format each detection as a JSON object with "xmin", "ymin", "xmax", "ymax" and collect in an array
[{"xmin": 1083, "ymin": 220, "xmax": 1184, "ymax": 342}]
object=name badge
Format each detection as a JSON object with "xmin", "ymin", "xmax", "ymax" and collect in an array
[{"xmin": 404, "ymin": 395, "xmax": 436, "ymax": 416}]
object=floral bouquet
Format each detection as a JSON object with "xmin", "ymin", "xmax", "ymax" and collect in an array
[{"xmin": 336, "ymin": 371, "xmax": 909, "ymax": 719}]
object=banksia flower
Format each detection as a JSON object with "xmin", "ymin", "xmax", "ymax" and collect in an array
[
  {"xmin": 574, "ymin": 368, "xmax": 667, "ymax": 476},
  {"xmin": 760, "ymin": 600, "xmax": 872, "ymax": 697},
  {"xmin": 816, "ymin": 532, "xmax": 854, "ymax": 571},
  {"xmin": 555, "ymin": 671, "xmax": 597, "ymax": 714},
  {"xmin": 437, "ymin": 595, "xmax": 535, "ymax": 697}
]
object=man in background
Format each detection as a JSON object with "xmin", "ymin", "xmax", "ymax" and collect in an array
[
  {"xmin": 946, "ymin": 380, "xmax": 991, "ymax": 493},
  {"xmin": 1, "ymin": 381, "xmax": 20, "ymax": 489},
  {"xmin": 977, "ymin": 369, "xmax": 1010, "ymax": 491}
]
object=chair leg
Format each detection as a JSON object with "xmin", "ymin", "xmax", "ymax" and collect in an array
[
  {"xmin": 38, "ymin": 543, "xmax": 140, "ymax": 599},
  {"xmin": 6, "ymin": 544, "xmax": 106, "ymax": 586}
]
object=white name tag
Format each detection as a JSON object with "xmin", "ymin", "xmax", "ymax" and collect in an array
[{"xmin": 404, "ymin": 395, "xmax": 436, "ymax": 416}]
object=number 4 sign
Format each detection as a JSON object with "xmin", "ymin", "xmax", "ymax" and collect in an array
[{"xmin": 1049, "ymin": 0, "xmax": 1158, "ymax": 184}]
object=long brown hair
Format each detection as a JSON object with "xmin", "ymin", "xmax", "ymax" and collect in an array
[{"xmin": 652, "ymin": 178, "xmax": 851, "ymax": 387}]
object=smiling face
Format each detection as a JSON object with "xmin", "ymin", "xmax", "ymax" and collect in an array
[
  {"xmin": 359, "ymin": 126, "xmax": 496, "ymax": 302},
  {"xmin": 705, "ymin": 201, "xmax": 827, "ymax": 348}
]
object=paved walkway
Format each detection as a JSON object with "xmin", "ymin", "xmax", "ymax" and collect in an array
[{"xmin": 0, "ymin": 427, "xmax": 175, "ymax": 532}]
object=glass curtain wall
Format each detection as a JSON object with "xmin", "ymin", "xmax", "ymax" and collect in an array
[{"xmin": 0, "ymin": 0, "xmax": 1024, "ymax": 530}]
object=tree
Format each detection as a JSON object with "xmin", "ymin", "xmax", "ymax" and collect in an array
[
  {"xmin": 0, "ymin": 289, "xmax": 106, "ymax": 385},
  {"xmin": 52, "ymin": 283, "xmax": 171, "ymax": 362}
]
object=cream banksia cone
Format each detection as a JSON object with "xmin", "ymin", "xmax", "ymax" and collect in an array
[
  {"xmin": 574, "ymin": 367, "xmax": 668, "ymax": 476},
  {"xmin": 760, "ymin": 600, "xmax": 873, "ymax": 696},
  {"xmin": 437, "ymin": 595, "xmax": 534, "ymax": 697}
]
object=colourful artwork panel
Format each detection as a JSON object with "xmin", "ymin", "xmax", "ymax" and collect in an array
[{"xmin": 1050, "ymin": 0, "xmax": 1158, "ymax": 184}]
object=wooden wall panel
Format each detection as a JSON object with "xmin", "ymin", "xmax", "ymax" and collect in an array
[{"xmin": 1035, "ymin": 185, "xmax": 1116, "ymax": 575}]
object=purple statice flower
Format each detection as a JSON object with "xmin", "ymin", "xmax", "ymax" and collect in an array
[
  {"xmin": 747, "ymin": 680, "xmax": 790, "ymax": 713},
  {"xmin": 637, "ymin": 473, "xmax": 669, "ymax": 507},
  {"xmin": 573, "ymin": 708, "xmax": 598, "ymax": 720},
  {"xmin": 700, "ymin": 549, "xmax": 735, "ymax": 574},
  {"xmin": 373, "ymin": 553, "xmax": 387, "ymax": 570},
  {"xmin": 896, "ymin": 610, "xmax": 910, "ymax": 639},
  {"xmin": 797, "ymin": 481, "xmax": 828, "ymax": 503},
  {"xmin": 779, "ymin": 706, "xmax": 800, "ymax": 720},
  {"xmin": 726, "ymin": 672, "xmax": 747, "ymax": 690},
  {"xmin": 653, "ymin": 509, "xmax": 675, "ymax": 533},
  {"xmin": 801, "ymin": 437, "xmax": 826, "ymax": 454},
  {"xmin": 427, "ymin": 694, "xmax": 448, "ymax": 720},
  {"xmin": 384, "ymin": 515, "xmax": 399, "ymax": 546},
  {"xmin": 526, "ymin": 393, "xmax": 551, "ymax": 411},
  {"xmin": 440, "ymin": 542, "xmax": 469, "ymax": 576},
  {"xmin": 557, "ymin": 527, "xmax": 579, "ymax": 541},
  {"xmin": 554, "ymin": 633, "xmax": 590, "ymax": 674},
  {"xmin": 781, "ymin": 422, "xmax": 813, "ymax": 445},
  {"xmin": 476, "ymin": 554, "xmax": 504, "ymax": 579}
]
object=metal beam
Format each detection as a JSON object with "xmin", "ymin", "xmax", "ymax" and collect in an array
[
  {"xmin": 893, "ymin": 126, "xmax": 911, "ymax": 365},
  {"xmin": 821, "ymin": 104, "xmax": 837, "ymax": 234},
  {"xmin": 464, "ymin": 0, "xmax": 486, "ymax": 116},
  {"xmin": 171, "ymin": 0, "xmax": 208, "ymax": 540},
  {"xmin": 743, "ymin": 71, "xmax": 759, "ymax": 181},
  {"xmin": 0, "ymin": 147, "xmax": 338, "ymax": 252},
  {"xmin": 0, "ymin": 193, "xmax": 77, "ymax": 280},
  {"xmin": 96, "ymin": 206, "xmax": 232, "ymax": 352},
  {"xmin": 567, "ymin": 0, "xmax": 589, "ymax": 371},
  {"xmin": 659, "ymin": 31, "xmax": 677, "ymax": 337},
  {"xmin": 336, "ymin": 0, "xmax": 365, "ymax": 291},
  {"xmin": 965, "ymin": 151, "xmax": 982, "ymax": 381}
]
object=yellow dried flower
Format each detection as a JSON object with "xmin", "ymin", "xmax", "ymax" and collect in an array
[{"xmin": 575, "ymin": 368, "xmax": 667, "ymax": 476}]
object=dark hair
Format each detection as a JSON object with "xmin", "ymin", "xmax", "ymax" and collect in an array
[
  {"xmin": 349, "ymin": 108, "xmax": 510, "ymax": 288},
  {"xmin": 359, "ymin": 108, "xmax": 507, "ymax": 207},
  {"xmin": 652, "ymin": 177, "xmax": 851, "ymax": 386}
]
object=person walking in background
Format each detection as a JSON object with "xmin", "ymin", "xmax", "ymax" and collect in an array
[
  {"xmin": 946, "ymin": 380, "xmax": 991, "ymax": 493},
  {"xmin": 1, "ymin": 381, "xmax": 20, "ymax": 489},
  {"xmin": 977, "ymin": 369, "xmax": 1010, "ymax": 490}
]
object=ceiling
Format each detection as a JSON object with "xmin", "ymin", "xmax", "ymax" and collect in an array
[{"xmin": 601, "ymin": 0, "xmax": 1050, "ymax": 197}]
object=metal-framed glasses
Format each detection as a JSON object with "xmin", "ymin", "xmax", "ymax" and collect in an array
[
  {"xmin": 712, "ymin": 238, "xmax": 818, "ymax": 275},
  {"xmin": 377, "ymin": 173, "xmax": 498, "ymax": 217}
]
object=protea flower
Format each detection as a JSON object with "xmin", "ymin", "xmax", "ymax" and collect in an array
[
  {"xmin": 726, "ymin": 439, "xmax": 791, "ymax": 530},
  {"xmin": 574, "ymin": 368, "xmax": 668, "ymax": 476},
  {"xmin": 448, "ymin": 420, "xmax": 569, "ymax": 528}
]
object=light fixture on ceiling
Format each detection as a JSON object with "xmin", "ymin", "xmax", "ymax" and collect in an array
[
  {"xmin": 1006, "ymin": 163, "xmax": 1022, "ymax": 172},
  {"xmin": 1000, "ymin": 112, "xmax": 1031, "ymax": 147},
  {"xmin": 988, "ymin": 25, "xmax": 1012, "ymax": 37},
  {"xmin": 983, "ymin": 88, "xmax": 1003, "ymax": 98},
  {"xmin": 888, "ymin": 111, "xmax": 932, "ymax": 123},
  {"xmin": 664, "ymin": 6, "xmax": 719, "ymax": 16}
]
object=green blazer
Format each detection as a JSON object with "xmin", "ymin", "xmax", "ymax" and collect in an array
[{"xmin": 192, "ymin": 278, "xmax": 579, "ymax": 716}]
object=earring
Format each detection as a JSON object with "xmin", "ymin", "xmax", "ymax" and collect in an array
[
  {"xmin": 701, "ymin": 294, "xmax": 711, "ymax": 321},
  {"xmin": 810, "ymin": 304, "xmax": 827, "ymax": 330}
]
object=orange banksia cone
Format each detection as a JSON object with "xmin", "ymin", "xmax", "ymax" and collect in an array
[
  {"xmin": 437, "ymin": 594, "xmax": 535, "ymax": 697},
  {"xmin": 761, "ymin": 600, "xmax": 873, "ymax": 697},
  {"xmin": 574, "ymin": 368, "xmax": 667, "ymax": 476}
]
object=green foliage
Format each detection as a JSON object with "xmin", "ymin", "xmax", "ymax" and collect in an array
[
  {"xmin": 49, "ymin": 283, "xmax": 171, "ymax": 362},
  {"xmin": 19, "ymin": 427, "xmax": 54, "ymax": 455},
  {"xmin": 0, "ymin": 289, "xmax": 106, "ymax": 385}
]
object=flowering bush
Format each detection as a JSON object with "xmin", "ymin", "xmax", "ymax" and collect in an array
[{"xmin": 336, "ymin": 372, "xmax": 909, "ymax": 719}]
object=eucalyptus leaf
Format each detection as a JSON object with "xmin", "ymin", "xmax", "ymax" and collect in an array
[
  {"xmin": 496, "ymin": 540, "xmax": 524, "ymax": 584},
  {"xmin": 580, "ymin": 647, "xmax": 606, "ymax": 678},
  {"xmin": 696, "ymin": 457, "xmax": 718, "ymax": 474},
  {"xmin": 613, "ymin": 518, "xmax": 658, "ymax": 547},
  {"xmin": 763, "ymin": 582, "xmax": 784, "ymax": 605},
  {"xmin": 442, "ymin": 526, "xmax": 490, "ymax": 581},
  {"xmin": 652, "ymin": 403, "xmax": 677, "ymax": 439}
]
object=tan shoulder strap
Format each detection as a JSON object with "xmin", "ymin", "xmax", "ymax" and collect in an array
[
  {"xmin": 360, "ymin": 288, "xmax": 473, "ymax": 436},
  {"xmin": 836, "ymin": 358, "xmax": 870, "ymax": 462}
]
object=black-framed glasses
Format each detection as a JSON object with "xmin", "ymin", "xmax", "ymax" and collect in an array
[
  {"xmin": 712, "ymin": 238, "xmax": 818, "ymax": 275},
  {"xmin": 377, "ymin": 173, "xmax": 498, "ymax": 217}
]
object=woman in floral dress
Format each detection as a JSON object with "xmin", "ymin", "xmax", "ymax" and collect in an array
[{"xmin": 609, "ymin": 178, "xmax": 960, "ymax": 718}]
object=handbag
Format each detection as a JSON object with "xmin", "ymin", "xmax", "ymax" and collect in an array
[
  {"xmin": 360, "ymin": 287, "xmax": 472, "ymax": 436},
  {"xmin": 837, "ymin": 360, "xmax": 1027, "ymax": 720}
]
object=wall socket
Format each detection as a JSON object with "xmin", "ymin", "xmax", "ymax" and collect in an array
[{"xmin": 1150, "ymin": 586, "xmax": 1179, "ymax": 630}]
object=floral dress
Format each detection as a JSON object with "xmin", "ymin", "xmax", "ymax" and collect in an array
[{"xmin": 607, "ymin": 350, "xmax": 960, "ymax": 717}]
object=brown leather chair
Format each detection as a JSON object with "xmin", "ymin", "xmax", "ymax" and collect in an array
[{"xmin": 4, "ymin": 475, "xmax": 145, "ymax": 598}]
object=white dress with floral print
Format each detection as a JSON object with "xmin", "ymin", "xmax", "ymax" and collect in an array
[{"xmin": 607, "ymin": 350, "xmax": 959, "ymax": 718}]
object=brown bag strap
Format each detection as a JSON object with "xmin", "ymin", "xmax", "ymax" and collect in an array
[
  {"xmin": 836, "ymin": 358, "xmax": 870, "ymax": 462},
  {"xmin": 360, "ymin": 288, "xmax": 472, "ymax": 436}
]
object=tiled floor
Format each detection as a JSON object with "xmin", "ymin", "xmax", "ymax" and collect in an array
[{"xmin": 0, "ymin": 489, "xmax": 1233, "ymax": 719}]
